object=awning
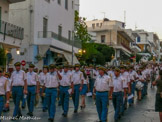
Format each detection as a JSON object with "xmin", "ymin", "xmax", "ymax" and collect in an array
[
  {"xmin": 38, "ymin": 45, "xmax": 50, "ymax": 57},
  {"xmin": 50, "ymin": 47, "xmax": 79, "ymax": 64},
  {"xmin": 50, "ymin": 48, "xmax": 64, "ymax": 54},
  {"xmin": 63, "ymin": 52, "xmax": 79, "ymax": 65}
]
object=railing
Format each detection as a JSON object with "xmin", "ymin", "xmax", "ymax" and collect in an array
[
  {"xmin": 0, "ymin": 20, "xmax": 24, "ymax": 40},
  {"xmin": 38, "ymin": 31, "xmax": 81, "ymax": 48},
  {"xmin": 121, "ymin": 42, "xmax": 132, "ymax": 52}
]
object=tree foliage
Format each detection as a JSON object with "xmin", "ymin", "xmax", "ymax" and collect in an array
[
  {"xmin": 0, "ymin": 46, "xmax": 6, "ymax": 68},
  {"xmin": 78, "ymin": 43, "xmax": 115, "ymax": 65},
  {"xmin": 74, "ymin": 11, "xmax": 91, "ymax": 43}
]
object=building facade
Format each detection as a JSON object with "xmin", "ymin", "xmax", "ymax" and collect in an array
[
  {"xmin": 9, "ymin": 0, "xmax": 80, "ymax": 68},
  {"xmin": 86, "ymin": 19, "xmax": 134, "ymax": 62},
  {"xmin": 0, "ymin": 0, "xmax": 24, "ymax": 69}
]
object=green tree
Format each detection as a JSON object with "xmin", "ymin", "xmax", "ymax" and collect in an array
[
  {"xmin": 0, "ymin": 46, "xmax": 6, "ymax": 68},
  {"xmin": 78, "ymin": 43, "xmax": 115, "ymax": 65},
  {"xmin": 74, "ymin": 11, "xmax": 91, "ymax": 43}
]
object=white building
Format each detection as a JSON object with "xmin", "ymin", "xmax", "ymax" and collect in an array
[
  {"xmin": 86, "ymin": 19, "xmax": 133, "ymax": 61},
  {"xmin": 9, "ymin": 0, "xmax": 80, "ymax": 68},
  {"xmin": 0, "ymin": 0, "xmax": 24, "ymax": 69}
]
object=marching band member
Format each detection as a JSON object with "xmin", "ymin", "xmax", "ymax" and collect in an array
[
  {"xmin": 94, "ymin": 66, "xmax": 111, "ymax": 122},
  {"xmin": 26, "ymin": 64, "xmax": 39, "ymax": 116},
  {"xmin": 39, "ymin": 65, "xmax": 48, "ymax": 112},
  {"xmin": 59, "ymin": 65, "xmax": 72, "ymax": 117},
  {"xmin": 71, "ymin": 64, "xmax": 84, "ymax": 113},
  {"xmin": 11, "ymin": 62, "xmax": 27, "ymax": 120},
  {"xmin": 0, "ymin": 68, "xmax": 10, "ymax": 118},
  {"xmin": 43, "ymin": 64, "xmax": 62, "ymax": 122}
]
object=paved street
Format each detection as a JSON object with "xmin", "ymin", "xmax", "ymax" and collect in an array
[{"xmin": 2, "ymin": 84, "xmax": 160, "ymax": 122}]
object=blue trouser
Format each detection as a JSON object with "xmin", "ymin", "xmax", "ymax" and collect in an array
[
  {"xmin": 22, "ymin": 94, "xmax": 26, "ymax": 108},
  {"xmin": 121, "ymin": 92, "xmax": 127, "ymax": 114},
  {"xmin": 60, "ymin": 86, "xmax": 70, "ymax": 114},
  {"xmin": 128, "ymin": 82, "xmax": 136, "ymax": 104},
  {"xmin": 72, "ymin": 84, "xmax": 80, "ymax": 111},
  {"xmin": 96, "ymin": 91, "xmax": 109, "ymax": 122},
  {"xmin": 58, "ymin": 86, "xmax": 61, "ymax": 105},
  {"xmin": 27, "ymin": 86, "xmax": 36, "ymax": 113},
  {"xmin": 45, "ymin": 88, "xmax": 57, "ymax": 119},
  {"xmin": 12, "ymin": 86, "xmax": 23, "ymax": 117},
  {"xmin": 143, "ymin": 82, "xmax": 148, "ymax": 95},
  {"xmin": 40, "ymin": 88, "xmax": 47, "ymax": 110},
  {"xmin": 112, "ymin": 92, "xmax": 123, "ymax": 120},
  {"xmin": 89, "ymin": 78, "xmax": 95, "ymax": 93},
  {"xmin": 0, "ymin": 96, "xmax": 4, "ymax": 115}
]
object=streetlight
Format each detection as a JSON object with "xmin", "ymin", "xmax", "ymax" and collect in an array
[
  {"xmin": 78, "ymin": 49, "xmax": 86, "ymax": 55},
  {"xmin": 16, "ymin": 49, "xmax": 20, "ymax": 55}
]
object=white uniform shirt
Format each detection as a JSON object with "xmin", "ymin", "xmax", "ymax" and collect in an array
[
  {"xmin": 60, "ymin": 71, "xmax": 72, "ymax": 86},
  {"xmin": 94, "ymin": 75, "xmax": 111, "ymax": 92},
  {"xmin": 27, "ymin": 72, "xmax": 39, "ymax": 86},
  {"xmin": 121, "ymin": 72, "xmax": 130, "ymax": 88},
  {"xmin": 129, "ymin": 70, "xmax": 138, "ymax": 81},
  {"xmin": 11, "ymin": 70, "xmax": 26, "ymax": 86},
  {"xmin": 137, "ymin": 74, "xmax": 144, "ymax": 81},
  {"xmin": 83, "ymin": 77, "xmax": 89, "ymax": 84},
  {"xmin": 113, "ymin": 76, "xmax": 124, "ymax": 92},
  {"xmin": 44, "ymin": 72, "xmax": 59, "ymax": 88},
  {"xmin": 39, "ymin": 72, "xmax": 47, "ymax": 86},
  {"xmin": 108, "ymin": 70, "xmax": 115, "ymax": 87},
  {"xmin": 0, "ymin": 76, "xmax": 10, "ymax": 95},
  {"xmin": 72, "ymin": 71, "xmax": 84, "ymax": 85}
]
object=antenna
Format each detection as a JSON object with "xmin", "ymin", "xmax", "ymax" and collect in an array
[
  {"xmin": 124, "ymin": 11, "xmax": 126, "ymax": 27},
  {"xmin": 101, "ymin": 12, "xmax": 106, "ymax": 19},
  {"xmin": 135, "ymin": 23, "xmax": 137, "ymax": 30}
]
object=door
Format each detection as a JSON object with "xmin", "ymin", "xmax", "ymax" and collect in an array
[
  {"xmin": 0, "ymin": 7, "xmax": 1, "ymax": 32},
  {"xmin": 43, "ymin": 18, "xmax": 48, "ymax": 38}
]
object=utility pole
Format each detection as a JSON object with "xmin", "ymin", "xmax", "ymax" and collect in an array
[{"xmin": 124, "ymin": 10, "xmax": 126, "ymax": 27}]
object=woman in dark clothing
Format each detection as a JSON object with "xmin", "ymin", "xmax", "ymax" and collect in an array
[{"xmin": 153, "ymin": 70, "xmax": 162, "ymax": 122}]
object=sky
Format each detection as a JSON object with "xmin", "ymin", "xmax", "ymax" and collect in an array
[{"xmin": 80, "ymin": 0, "xmax": 162, "ymax": 39}]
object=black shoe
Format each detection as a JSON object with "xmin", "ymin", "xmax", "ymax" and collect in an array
[
  {"xmin": 62, "ymin": 113, "xmax": 67, "ymax": 117},
  {"xmin": 43, "ymin": 109, "xmax": 47, "ymax": 112},
  {"xmin": 115, "ymin": 119, "xmax": 118, "ymax": 122},
  {"xmin": 27, "ymin": 112, "xmax": 33, "ymax": 116},
  {"xmin": 74, "ymin": 110, "xmax": 77, "ymax": 113},
  {"xmin": 80, "ymin": 106, "xmax": 83, "ymax": 110},
  {"xmin": 48, "ymin": 118, "xmax": 54, "ymax": 122}
]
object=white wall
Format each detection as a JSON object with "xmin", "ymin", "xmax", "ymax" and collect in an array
[
  {"xmin": 0, "ymin": 0, "xmax": 9, "ymax": 22},
  {"xmin": 9, "ymin": 0, "xmax": 77, "ymax": 65},
  {"xmin": 34, "ymin": 0, "xmax": 75, "ymax": 44}
]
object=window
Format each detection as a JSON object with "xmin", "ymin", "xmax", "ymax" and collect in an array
[
  {"xmin": 100, "ymin": 23, "xmax": 102, "ymax": 27},
  {"xmin": 43, "ymin": 18, "xmax": 48, "ymax": 38},
  {"xmin": 72, "ymin": 1, "xmax": 74, "ymax": 9},
  {"xmin": 65, "ymin": 0, "xmax": 68, "ymax": 10},
  {"xmin": 45, "ymin": 0, "xmax": 50, "ymax": 2},
  {"xmin": 96, "ymin": 23, "xmax": 99, "ymax": 27},
  {"xmin": 0, "ymin": 7, "xmax": 1, "ymax": 32},
  {"xmin": 137, "ymin": 37, "xmax": 141, "ymax": 42},
  {"xmin": 92, "ymin": 24, "xmax": 95, "ymax": 29},
  {"xmin": 101, "ymin": 35, "xmax": 106, "ymax": 43},
  {"xmin": 58, "ymin": 25, "xmax": 62, "ymax": 40},
  {"xmin": 68, "ymin": 30, "xmax": 71, "ymax": 40},
  {"xmin": 58, "ymin": 0, "xmax": 61, "ymax": 5}
]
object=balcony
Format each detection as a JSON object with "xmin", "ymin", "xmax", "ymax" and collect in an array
[
  {"xmin": 130, "ymin": 43, "xmax": 141, "ymax": 53},
  {"xmin": 0, "ymin": 20, "xmax": 24, "ymax": 40},
  {"xmin": 106, "ymin": 42, "xmax": 132, "ymax": 54},
  {"xmin": 0, "ymin": 20, "xmax": 24, "ymax": 48},
  {"xmin": 38, "ymin": 31, "xmax": 81, "ymax": 49},
  {"xmin": 7, "ymin": 0, "xmax": 25, "ymax": 3}
]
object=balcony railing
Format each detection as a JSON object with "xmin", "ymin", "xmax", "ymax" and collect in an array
[
  {"xmin": 38, "ymin": 31, "xmax": 81, "ymax": 48},
  {"xmin": 0, "ymin": 20, "xmax": 24, "ymax": 40}
]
